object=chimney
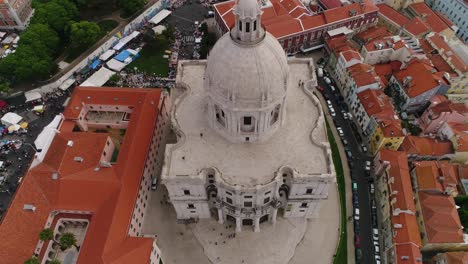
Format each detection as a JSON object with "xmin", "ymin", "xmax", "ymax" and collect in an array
[
  {"xmin": 23, "ymin": 204, "xmax": 36, "ymax": 212},
  {"xmin": 74, "ymin": 157, "xmax": 84, "ymax": 162}
]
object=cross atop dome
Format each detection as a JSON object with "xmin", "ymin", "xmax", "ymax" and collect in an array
[{"xmin": 231, "ymin": 0, "xmax": 265, "ymax": 44}]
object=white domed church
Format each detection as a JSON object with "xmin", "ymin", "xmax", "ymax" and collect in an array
[{"xmin": 162, "ymin": 0, "xmax": 335, "ymax": 232}]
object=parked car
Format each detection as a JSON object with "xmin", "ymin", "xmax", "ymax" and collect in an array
[
  {"xmin": 317, "ymin": 67, "xmax": 324, "ymax": 77},
  {"xmin": 353, "ymin": 193, "xmax": 359, "ymax": 207},
  {"xmin": 337, "ymin": 127, "xmax": 344, "ymax": 137},
  {"xmin": 317, "ymin": 58, "xmax": 325, "ymax": 65},
  {"xmin": 324, "ymin": 76, "xmax": 331, "ymax": 84},
  {"xmin": 369, "ymin": 183, "xmax": 375, "ymax": 194},
  {"xmin": 354, "ymin": 235, "xmax": 361, "ymax": 248},
  {"xmin": 354, "ymin": 208, "xmax": 360, "ymax": 221},
  {"xmin": 317, "ymin": 85, "xmax": 324, "ymax": 92},
  {"xmin": 361, "ymin": 144, "xmax": 368, "ymax": 153},
  {"xmin": 330, "ymin": 108, "xmax": 336, "ymax": 117},
  {"xmin": 365, "ymin": 161, "xmax": 371, "ymax": 171},
  {"xmin": 324, "ymin": 93, "xmax": 330, "ymax": 99},
  {"xmin": 375, "ymin": 245, "xmax": 380, "ymax": 254},
  {"xmin": 341, "ymin": 110, "xmax": 349, "ymax": 119},
  {"xmin": 373, "ymin": 228, "xmax": 379, "ymax": 242},
  {"xmin": 151, "ymin": 178, "xmax": 159, "ymax": 191},
  {"xmin": 352, "ymin": 182, "xmax": 358, "ymax": 193},
  {"xmin": 354, "ymin": 219, "xmax": 360, "ymax": 234},
  {"xmin": 355, "ymin": 248, "xmax": 362, "ymax": 262},
  {"xmin": 330, "ymin": 85, "xmax": 336, "ymax": 93},
  {"xmin": 342, "ymin": 139, "xmax": 348, "ymax": 145},
  {"xmin": 346, "ymin": 150, "xmax": 353, "ymax": 160}
]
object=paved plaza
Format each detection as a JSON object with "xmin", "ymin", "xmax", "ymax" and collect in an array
[{"xmin": 142, "ymin": 180, "xmax": 340, "ymax": 264}]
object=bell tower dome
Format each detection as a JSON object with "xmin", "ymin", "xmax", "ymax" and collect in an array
[{"xmin": 231, "ymin": 0, "xmax": 265, "ymax": 44}]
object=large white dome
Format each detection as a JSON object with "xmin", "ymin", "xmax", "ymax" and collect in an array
[{"xmin": 205, "ymin": 32, "xmax": 289, "ymax": 109}]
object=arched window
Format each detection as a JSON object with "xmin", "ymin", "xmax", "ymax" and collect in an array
[
  {"xmin": 214, "ymin": 105, "xmax": 226, "ymax": 127},
  {"xmin": 270, "ymin": 105, "xmax": 281, "ymax": 125}
]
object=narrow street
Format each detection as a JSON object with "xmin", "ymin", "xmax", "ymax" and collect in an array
[{"xmin": 318, "ymin": 74, "xmax": 376, "ymax": 264}]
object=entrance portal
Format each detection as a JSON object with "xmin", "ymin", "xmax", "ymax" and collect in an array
[
  {"xmin": 226, "ymin": 215, "xmax": 236, "ymax": 223},
  {"xmin": 242, "ymin": 219, "xmax": 253, "ymax": 225},
  {"xmin": 259, "ymin": 214, "xmax": 269, "ymax": 223}
]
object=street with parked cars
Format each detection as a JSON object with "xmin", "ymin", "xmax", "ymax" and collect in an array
[{"xmin": 316, "ymin": 58, "xmax": 380, "ymax": 264}]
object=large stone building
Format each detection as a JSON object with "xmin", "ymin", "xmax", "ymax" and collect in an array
[
  {"xmin": 0, "ymin": 0, "xmax": 33, "ymax": 30},
  {"xmin": 162, "ymin": 0, "xmax": 335, "ymax": 232}
]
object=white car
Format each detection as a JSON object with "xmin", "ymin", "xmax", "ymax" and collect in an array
[
  {"xmin": 361, "ymin": 144, "xmax": 368, "ymax": 152},
  {"xmin": 317, "ymin": 67, "xmax": 323, "ymax": 77},
  {"xmin": 324, "ymin": 77, "xmax": 331, "ymax": 84},
  {"xmin": 373, "ymin": 228, "xmax": 379, "ymax": 241},
  {"xmin": 375, "ymin": 245, "xmax": 380, "ymax": 254},
  {"xmin": 354, "ymin": 208, "xmax": 360, "ymax": 221},
  {"xmin": 370, "ymin": 183, "xmax": 375, "ymax": 194},
  {"xmin": 365, "ymin": 161, "xmax": 371, "ymax": 171}
]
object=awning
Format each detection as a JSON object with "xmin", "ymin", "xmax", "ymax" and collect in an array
[
  {"xmin": 0, "ymin": 32, "xmax": 6, "ymax": 38},
  {"xmin": 90, "ymin": 59, "xmax": 101, "ymax": 70},
  {"xmin": 106, "ymin": 59, "xmax": 128, "ymax": 71},
  {"xmin": 32, "ymin": 115, "xmax": 63, "ymax": 167},
  {"xmin": 114, "ymin": 50, "xmax": 132, "ymax": 62},
  {"xmin": 113, "ymin": 31, "xmax": 140, "ymax": 51},
  {"xmin": 59, "ymin": 78, "xmax": 75, "ymax": 91},
  {"xmin": 152, "ymin": 25, "xmax": 166, "ymax": 35},
  {"xmin": 149, "ymin": 9, "xmax": 172, "ymax": 25},
  {"xmin": 81, "ymin": 67, "xmax": 115, "ymax": 87},
  {"xmin": 99, "ymin": 49, "xmax": 116, "ymax": 61},
  {"xmin": 1, "ymin": 112, "xmax": 22, "ymax": 126},
  {"xmin": 24, "ymin": 91, "xmax": 42, "ymax": 103},
  {"xmin": 8, "ymin": 124, "xmax": 20, "ymax": 132}
]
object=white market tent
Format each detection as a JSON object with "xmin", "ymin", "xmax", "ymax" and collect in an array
[
  {"xmin": 81, "ymin": 67, "xmax": 115, "ymax": 87},
  {"xmin": 1, "ymin": 112, "xmax": 22, "ymax": 126},
  {"xmin": 113, "ymin": 31, "xmax": 140, "ymax": 51},
  {"xmin": 106, "ymin": 59, "xmax": 128, "ymax": 71},
  {"xmin": 149, "ymin": 9, "xmax": 172, "ymax": 25},
  {"xmin": 24, "ymin": 91, "xmax": 42, "ymax": 103},
  {"xmin": 99, "ymin": 49, "xmax": 116, "ymax": 61},
  {"xmin": 1, "ymin": 36, "xmax": 14, "ymax": 44},
  {"xmin": 0, "ymin": 32, "xmax": 6, "ymax": 39},
  {"xmin": 59, "ymin": 78, "xmax": 75, "ymax": 91},
  {"xmin": 152, "ymin": 25, "xmax": 166, "ymax": 35},
  {"xmin": 32, "ymin": 115, "xmax": 63, "ymax": 168}
]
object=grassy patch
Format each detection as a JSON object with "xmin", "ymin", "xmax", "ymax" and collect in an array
[
  {"xmin": 111, "ymin": 147, "xmax": 120, "ymax": 163},
  {"xmin": 98, "ymin": 20, "xmax": 119, "ymax": 34},
  {"xmin": 325, "ymin": 119, "xmax": 348, "ymax": 264},
  {"xmin": 127, "ymin": 43, "xmax": 169, "ymax": 76}
]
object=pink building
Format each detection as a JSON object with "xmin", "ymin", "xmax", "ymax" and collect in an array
[
  {"xmin": 417, "ymin": 101, "xmax": 468, "ymax": 134},
  {"xmin": 0, "ymin": 0, "xmax": 33, "ymax": 30}
]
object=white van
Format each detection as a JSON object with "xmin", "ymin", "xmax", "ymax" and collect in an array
[{"xmin": 317, "ymin": 67, "xmax": 323, "ymax": 77}]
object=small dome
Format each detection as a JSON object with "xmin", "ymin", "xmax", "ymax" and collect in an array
[
  {"xmin": 205, "ymin": 32, "xmax": 288, "ymax": 109},
  {"xmin": 234, "ymin": 0, "xmax": 261, "ymax": 18}
]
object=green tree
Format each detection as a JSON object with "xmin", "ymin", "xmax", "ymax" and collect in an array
[
  {"xmin": 59, "ymin": 232, "xmax": 78, "ymax": 251},
  {"xmin": 24, "ymin": 257, "xmax": 40, "ymax": 264},
  {"xmin": 39, "ymin": 228, "xmax": 54, "ymax": 242},
  {"xmin": 0, "ymin": 45, "xmax": 56, "ymax": 81},
  {"xmin": 48, "ymin": 259, "xmax": 62, "ymax": 264},
  {"xmin": 0, "ymin": 81, "xmax": 11, "ymax": 94},
  {"xmin": 120, "ymin": 0, "xmax": 147, "ymax": 17},
  {"xmin": 70, "ymin": 21, "xmax": 102, "ymax": 50},
  {"xmin": 107, "ymin": 74, "xmax": 121, "ymax": 85},
  {"xmin": 32, "ymin": 0, "xmax": 79, "ymax": 37},
  {"xmin": 19, "ymin": 23, "xmax": 60, "ymax": 56}
]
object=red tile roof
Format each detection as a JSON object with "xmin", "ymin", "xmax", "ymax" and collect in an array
[
  {"xmin": 413, "ymin": 161, "xmax": 459, "ymax": 193},
  {"xmin": 394, "ymin": 244, "xmax": 422, "ymax": 263},
  {"xmin": 377, "ymin": 4, "xmax": 409, "ymax": 27},
  {"xmin": 318, "ymin": 0, "xmax": 341, "ymax": 10},
  {"xmin": 391, "ymin": 213, "xmax": 422, "ymax": 247},
  {"xmin": 394, "ymin": 59, "xmax": 446, "ymax": 98},
  {"xmin": 357, "ymin": 89, "xmax": 394, "ymax": 116},
  {"xmin": 399, "ymin": 136, "xmax": 454, "ymax": 156},
  {"xmin": 341, "ymin": 50, "xmax": 362, "ymax": 63},
  {"xmin": 408, "ymin": 2, "xmax": 451, "ymax": 33},
  {"xmin": 418, "ymin": 192, "xmax": 464, "ymax": 244},
  {"xmin": 404, "ymin": 17, "xmax": 430, "ymax": 37},
  {"xmin": 215, "ymin": 0, "xmax": 378, "ymax": 39},
  {"xmin": 379, "ymin": 150, "xmax": 415, "ymax": 212},
  {"xmin": 354, "ymin": 25, "xmax": 391, "ymax": 43},
  {"xmin": 426, "ymin": 33, "xmax": 468, "ymax": 74},
  {"xmin": 0, "ymin": 87, "xmax": 163, "ymax": 264}
]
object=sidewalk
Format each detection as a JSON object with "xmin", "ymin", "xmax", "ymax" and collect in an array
[{"xmin": 314, "ymin": 90, "xmax": 355, "ymax": 264}]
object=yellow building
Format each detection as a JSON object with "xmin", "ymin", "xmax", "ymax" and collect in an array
[
  {"xmin": 447, "ymin": 73, "xmax": 467, "ymax": 94},
  {"xmin": 370, "ymin": 119, "xmax": 405, "ymax": 155}
]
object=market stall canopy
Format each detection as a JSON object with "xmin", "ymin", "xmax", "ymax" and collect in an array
[
  {"xmin": 106, "ymin": 59, "xmax": 128, "ymax": 71},
  {"xmin": 99, "ymin": 49, "xmax": 116, "ymax": 61},
  {"xmin": 113, "ymin": 31, "xmax": 140, "ymax": 51},
  {"xmin": 81, "ymin": 67, "xmax": 115, "ymax": 87},
  {"xmin": 24, "ymin": 91, "xmax": 42, "ymax": 103},
  {"xmin": 59, "ymin": 78, "xmax": 75, "ymax": 91},
  {"xmin": 0, "ymin": 32, "xmax": 6, "ymax": 39},
  {"xmin": 8, "ymin": 124, "xmax": 21, "ymax": 132},
  {"xmin": 152, "ymin": 25, "xmax": 166, "ymax": 35},
  {"xmin": 90, "ymin": 59, "xmax": 101, "ymax": 70},
  {"xmin": 33, "ymin": 105, "xmax": 45, "ymax": 112},
  {"xmin": 149, "ymin": 9, "xmax": 171, "ymax": 25},
  {"xmin": 1, "ymin": 112, "xmax": 22, "ymax": 126},
  {"xmin": 20, "ymin": 122, "xmax": 28, "ymax": 129},
  {"xmin": 32, "ymin": 115, "xmax": 63, "ymax": 167}
]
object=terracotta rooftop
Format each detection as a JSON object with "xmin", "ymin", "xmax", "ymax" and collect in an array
[
  {"xmin": 418, "ymin": 192, "xmax": 464, "ymax": 244},
  {"xmin": 444, "ymin": 252, "xmax": 468, "ymax": 264},
  {"xmin": 391, "ymin": 213, "xmax": 422, "ymax": 248},
  {"xmin": 394, "ymin": 59, "xmax": 447, "ymax": 98},
  {"xmin": 214, "ymin": 0, "xmax": 378, "ymax": 39},
  {"xmin": 357, "ymin": 89, "xmax": 394, "ymax": 117},
  {"xmin": 375, "ymin": 114, "xmax": 404, "ymax": 137},
  {"xmin": 394, "ymin": 244, "xmax": 422, "ymax": 263},
  {"xmin": 379, "ymin": 150, "xmax": 415, "ymax": 212},
  {"xmin": 317, "ymin": 0, "xmax": 341, "ymax": 9},
  {"xmin": 408, "ymin": 2, "xmax": 451, "ymax": 34},
  {"xmin": 413, "ymin": 161, "xmax": 459, "ymax": 193},
  {"xmin": 403, "ymin": 17, "xmax": 430, "ymax": 37},
  {"xmin": 341, "ymin": 50, "xmax": 363, "ymax": 63},
  {"xmin": 377, "ymin": 4, "xmax": 409, "ymax": 27},
  {"xmin": 429, "ymin": 101, "xmax": 468, "ymax": 117},
  {"xmin": 0, "ymin": 87, "xmax": 163, "ymax": 264},
  {"xmin": 399, "ymin": 136, "xmax": 454, "ymax": 156},
  {"xmin": 349, "ymin": 64, "xmax": 382, "ymax": 87},
  {"xmin": 325, "ymin": 35, "xmax": 359, "ymax": 57},
  {"xmin": 354, "ymin": 25, "xmax": 391, "ymax": 44},
  {"xmin": 426, "ymin": 33, "xmax": 468, "ymax": 74}
]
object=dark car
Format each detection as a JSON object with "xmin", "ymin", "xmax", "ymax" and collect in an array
[
  {"xmin": 317, "ymin": 58, "xmax": 325, "ymax": 65},
  {"xmin": 354, "ymin": 235, "xmax": 361, "ymax": 248},
  {"xmin": 353, "ymin": 193, "xmax": 359, "ymax": 207},
  {"xmin": 354, "ymin": 220, "xmax": 360, "ymax": 234}
]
